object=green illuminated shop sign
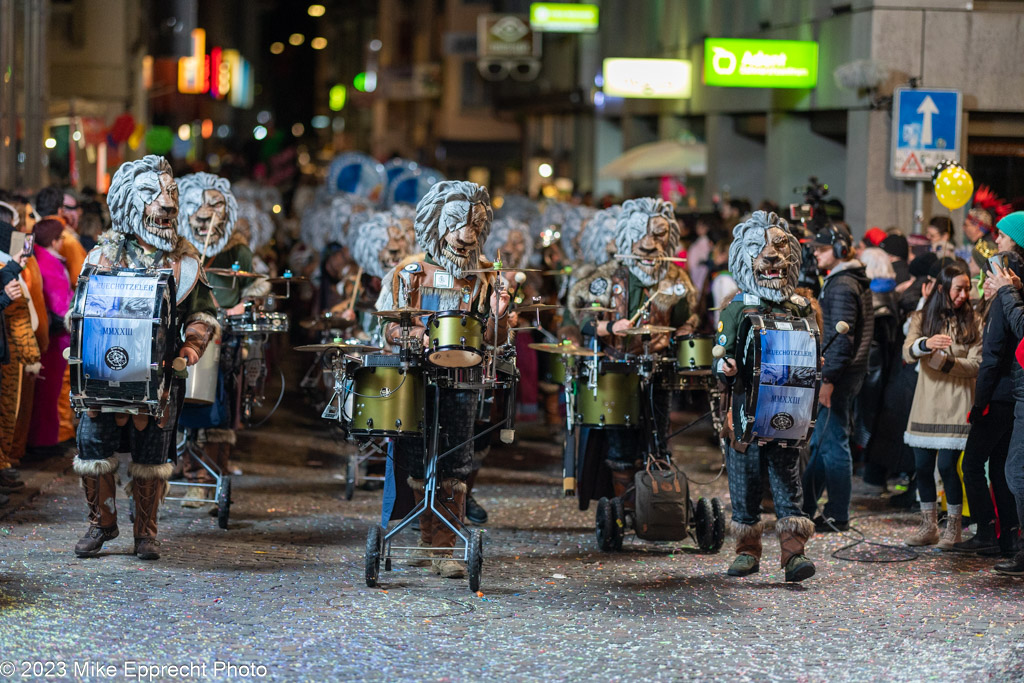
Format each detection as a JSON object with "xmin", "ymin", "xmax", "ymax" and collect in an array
[
  {"xmin": 704, "ymin": 38, "xmax": 818, "ymax": 88},
  {"xmin": 530, "ymin": 3, "xmax": 599, "ymax": 33}
]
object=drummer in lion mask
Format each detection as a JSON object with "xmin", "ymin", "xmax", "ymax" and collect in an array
[
  {"xmin": 72, "ymin": 156, "xmax": 218, "ymax": 561},
  {"xmin": 176, "ymin": 172, "xmax": 269, "ymax": 506},
  {"xmin": 565, "ymin": 198, "xmax": 699, "ymax": 516},
  {"xmin": 714, "ymin": 210, "xmax": 819, "ymax": 583},
  {"xmin": 376, "ymin": 180, "xmax": 510, "ymax": 580}
]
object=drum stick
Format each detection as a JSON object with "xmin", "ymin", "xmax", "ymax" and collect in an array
[
  {"xmin": 198, "ymin": 223, "xmax": 215, "ymax": 268},
  {"xmin": 627, "ymin": 286, "xmax": 669, "ymax": 325},
  {"xmin": 346, "ymin": 267, "xmax": 363, "ymax": 312}
]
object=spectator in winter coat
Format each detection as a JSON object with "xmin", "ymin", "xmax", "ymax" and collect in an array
[{"xmin": 802, "ymin": 223, "xmax": 874, "ymax": 531}]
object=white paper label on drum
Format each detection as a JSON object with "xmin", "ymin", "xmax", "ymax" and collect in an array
[
  {"xmin": 753, "ymin": 328, "xmax": 817, "ymax": 440},
  {"xmin": 433, "ymin": 271, "xmax": 454, "ymax": 289},
  {"xmin": 82, "ymin": 318, "xmax": 153, "ymax": 382},
  {"xmin": 84, "ymin": 275, "xmax": 159, "ymax": 319}
]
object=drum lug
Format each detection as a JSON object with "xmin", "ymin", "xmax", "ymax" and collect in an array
[
  {"xmin": 395, "ymin": 418, "xmax": 402, "ymax": 429},
  {"xmin": 366, "ymin": 418, "xmax": 374, "ymax": 428}
]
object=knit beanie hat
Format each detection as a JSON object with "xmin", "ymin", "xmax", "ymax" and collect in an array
[
  {"xmin": 880, "ymin": 234, "xmax": 909, "ymax": 260},
  {"xmin": 997, "ymin": 212, "xmax": 1024, "ymax": 250},
  {"xmin": 909, "ymin": 251, "xmax": 937, "ymax": 278}
]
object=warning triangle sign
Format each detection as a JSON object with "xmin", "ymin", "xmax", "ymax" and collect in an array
[{"xmin": 901, "ymin": 152, "xmax": 924, "ymax": 174}]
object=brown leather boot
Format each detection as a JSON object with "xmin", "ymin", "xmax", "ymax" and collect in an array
[
  {"xmin": 408, "ymin": 478, "xmax": 433, "ymax": 567},
  {"xmin": 610, "ymin": 468, "xmax": 637, "ymax": 512},
  {"xmin": 432, "ymin": 478, "xmax": 467, "ymax": 579},
  {"xmin": 127, "ymin": 463, "xmax": 173, "ymax": 560},
  {"xmin": 778, "ymin": 516, "xmax": 816, "ymax": 582},
  {"xmin": 727, "ymin": 522, "xmax": 763, "ymax": 576},
  {"xmin": 73, "ymin": 456, "xmax": 120, "ymax": 557}
]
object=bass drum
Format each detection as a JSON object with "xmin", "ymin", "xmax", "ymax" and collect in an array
[
  {"xmin": 573, "ymin": 360, "xmax": 640, "ymax": 428},
  {"xmin": 349, "ymin": 355, "xmax": 424, "ymax": 438}
]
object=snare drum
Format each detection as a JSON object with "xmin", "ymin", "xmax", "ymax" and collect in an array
[
  {"xmin": 426, "ymin": 310, "xmax": 484, "ymax": 368},
  {"xmin": 675, "ymin": 334, "xmax": 714, "ymax": 373},
  {"xmin": 226, "ymin": 310, "xmax": 289, "ymax": 334},
  {"xmin": 68, "ymin": 267, "xmax": 175, "ymax": 416},
  {"xmin": 184, "ymin": 338, "xmax": 220, "ymax": 404},
  {"xmin": 656, "ymin": 358, "xmax": 714, "ymax": 392},
  {"xmin": 349, "ymin": 354, "xmax": 424, "ymax": 437},
  {"xmin": 573, "ymin": 360, "xmax": 640, "ymax": 428}
]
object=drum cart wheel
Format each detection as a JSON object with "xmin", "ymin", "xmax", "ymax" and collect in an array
[
  {"xmin": 467, "ymin": 529, "xmax": 483, "ymax": 592},
  {"xmin": 595, "ymin": 497, "xmax": 615, "ymax": 551},
  {"xmin": 216, "ymin": 476, "xmax": 232, "ymax": 530},
  {"xmin": 710, "ymin": 497, "xmax": 726, "ymax": 552},
  {"xmin": 611, "ymin": 497, "xmax": 626, "ymax": 551},
  {"xmin": 365, "ymin": 525, "xmax": 382, "ymax": 587},
  {"xmin": 693, "ymin": 497, "xmax": 715, "ymax": 552},
  {"xmin": 345, "ymin": 455, "xmax": 357, "ymax": 501}
]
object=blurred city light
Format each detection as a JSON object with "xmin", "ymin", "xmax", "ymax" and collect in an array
[
  {"xmin": 369, "ymin": 39, "xmax": 382, "ymax": 52},
  {"xmin": 201, "ymin": 119, "xmax": 213, "ymax": 139},
  {"xmin": 311, "ymin": 37, "xmax": 328, "ymax": 50},
  {"xmin": 272, "ymin": 204, "xmax": 283, "ymax": 214},
  {"xmin": 253, "ymin": 125, "xmax": 268, "ymax": 140},
  {"xmin": 270, "ymin": 42, "xmax": 284, "ymax": 55},
  {"xmin": 257, "ymin": 110, "xmax": 271, "ymax": 124},
  {"xmin": 354, "ymin": 71, "xmax": 377, "ymax": 93},
  {"xmin": 72, "ymin": 130, "xmax": 82, "ymax": 142},
  {"xmin": 329, "ymin": 84, "xmax": 347, "ymax": 111},
  {"xmin": 311, "ymin": 115, "xmax": 330, "ymax": 129},
  {"xmin": 538, "ymin": 163, "xmax": 553, "ymax": 178},
  {"xmin": 177, "ymin": 124, "xmax": 191, "ymax": 141},
  {"xmin": 44, "ymin": 137, "xmax": 56, "ymax": 149},
  {"xmin": 289, "ymin": 33, "xmax": 305, "ymax": 47},
  {"xmin": 216, "ymin": 124, "xmax": 230, "ymax": 138},
  {"xmin": 291, "ymin": 123, "xmax": 305, "ymax": 137},
  {"xmin": 307, "ymin": 4, "xmax": 326, "ymax": 17}
]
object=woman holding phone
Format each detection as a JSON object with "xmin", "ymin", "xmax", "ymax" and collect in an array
[{"xmin": 902, "ymin": 263, "xmax": 982, "ymax": 547}]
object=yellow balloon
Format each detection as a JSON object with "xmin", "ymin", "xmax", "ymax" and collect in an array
[{"xmin": 934, "ymin": 165, "xmax": 974, "ymax": 210}]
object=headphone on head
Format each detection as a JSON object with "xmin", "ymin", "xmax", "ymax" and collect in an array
[{"xmin": 826, "ymin": 223, "xmax": 852, "ymax": 260}]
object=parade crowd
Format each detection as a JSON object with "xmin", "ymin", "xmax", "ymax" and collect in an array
[{"xmin": 3, "ymin": 161, "xmax": 1024, "ymax": 577}]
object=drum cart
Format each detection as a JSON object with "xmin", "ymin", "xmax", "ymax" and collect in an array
[{"xmin": 163, "ymin": 429, "xmax": 232, "ymax": 529}]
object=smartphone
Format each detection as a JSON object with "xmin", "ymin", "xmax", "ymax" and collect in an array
[
  {"xmin": 989, "ymin": 253, "xmax": 1008, "ymax": 273},
  {"xmin": 22, "ymin": 233, "xmax": 34, "ymax": 257}
]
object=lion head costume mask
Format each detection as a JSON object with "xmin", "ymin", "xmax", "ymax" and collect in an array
[
  {"xmin": 614, "ymin": 198, "xmax": 679, "ymax": 287},
  {"xmin": 484, "ymin": 218, "xmax": 533, "ymax": 270},
  {"xmin": 729, "ymin": 210, "xmax": 802, "ymax": 303},
  {"xmin": 107, "ymin": 155, "xmax": 179, "ymax": 252},
  {"xmin": 351, "ymin": 211, "xmax": 414, "ymax": 279},
  {"xmin": 177, "ymin": 172, "xmax": 238, "ymax": 258},
  {"xmin": 415, "ymin": 180, "xmax": 492, "ymax": 279},
  {"xmin": 580, "ymin": 205, "xmax": 621, "ymax": 266}
]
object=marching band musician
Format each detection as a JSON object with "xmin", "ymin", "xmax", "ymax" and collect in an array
[
  {"xmin": 376, "ymin": 180, "xmax": 510, "ymax": 579},
  {"xmin": 567, "ymin": 198, "xmax": 699, "ymax": 515},
  {"xmin": 72, "ymin": 156, "xmax": 219, "ymax": 561},
  {"xmin": 176, "ymin": 172, "xmax": 269, "ymax": 506},
  {"xmin": 713, "ymin": 211, "xmax": 819, "ymax": 582}
]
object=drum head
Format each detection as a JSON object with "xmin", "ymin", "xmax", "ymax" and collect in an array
[{"xmin": 428, "ymin": 348, "xmax": 483, "ymax": 368}]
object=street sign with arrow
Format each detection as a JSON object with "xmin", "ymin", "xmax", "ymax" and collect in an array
[{"xmin": 891, "ymin": 87, "xmax": 962, "ymax": 180}]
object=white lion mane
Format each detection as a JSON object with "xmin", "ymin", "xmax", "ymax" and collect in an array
[
  {"xmin": 107, "ymin": 155, "xmax": 175, "ymax": 249},
  {"xmin": 414, "ymin": 180, "xmax": 492, "ymax": 274},
  {"xmin": 351, "ymin": 211, "xmax": 401, "ymax": 279},
  {"xmin": 580, "ymin": 205, "xmax": 622, "ymax": 266},
  {"xmin": 728, "ymin": 210, "xmax": 802, "ymax": 303},
  {"xmin": 177, "ymin": 172, "xmax": 238, "ymax": 257},
  {"xmin": 484, "ymin": 217, "xmax": 534, "ymax": 269},
  {"xmin": 614, "ymin": 197, "xmax": 679, "ymax": 285}
]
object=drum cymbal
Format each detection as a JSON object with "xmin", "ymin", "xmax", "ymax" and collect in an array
[
  {"xmin": 621, "ymin": 324, "xmax": 674, "ymax": 336},
  {"xmin": 509, "ymin": 325, "xmax": 539, "ymax": 332},
  {"xmin": 614, "ymin": 254, "xmax": 686, "ymax": 263},
  {"xmin": 293, "ymin": 342, "xmax": 383, "ymax": 353},
  {"xmin": 541, "ymin": 268, "xmax": 572, "ymax": 276},
  {"xmin": 205, "ymin": 267, "xmax": 261, "ymax": 278},
  {"xmin": 528, "ymin": 342, "xmax": 604, "ymax": 357},
  {"xmin": 266, "ymin": 275, "xmax": 309, "ymax": 284},
  {"xmin": 373, "ymin": 308, "xmax": 431, "ymax": 320},
  {"xmin": 515, "ymin": 303, "xmax": 559, "ymax": 313},
  {"xmin": 300, "ymin": 316, "xmax": 356, "ymax": 331},
  {"xmin": 580, "ymin": 305, "xmax": 616, "ymax": 313},
  {"xmin": 462, "ymin": 266, "xmax": 541, "ymax": 274}
]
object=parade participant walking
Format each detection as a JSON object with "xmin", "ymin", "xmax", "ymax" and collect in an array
[
  {"xmin": 715, "ymin": 211, "xmax": 819, "ymax": 582},
  {"xmin": 176, "ymin": 172, "xmax": 265, "ymax": 505},
  {"xmin": 802, "ymin": 223, "xmax": 873, "ymax": 532},
  {"xmin": 72, "ymin": 156, "xmax": 218, "ymax": 561},
  {"xmin": 902, "ymin": 263, "xmax": 980, "ymax": 547},
  {"xmin": 376, "ymin": 181, "xmax": 510, "ymax": 579}
]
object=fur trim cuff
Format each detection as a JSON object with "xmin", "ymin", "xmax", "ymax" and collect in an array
[
  {"xmin": 407, "ymin": 477, "xmax": 426, "ymax": 491},
  {"xmin": 73, "ymin": 455, "xmax": 119, "ymax": 476},
  {"xmin": 903, "ymin": 433, "xmax": 968, "ymax": 450},
  {"xmin": 776, "ymin": 515, "xmax": 815, "ymax": 539},
  {"xmin": 729, "ymin": 521, "xmax": 763, "ymax": 540},
  {"xmin": 127, "ymin": 462, "xmax": 175, "ymax": 481},
  {"xmin": 205, "ymin": 428, "xmax": 236, "ymax": 445},
  {"xmin": 241, "ymin": 278, "xmax": 272, "ymax": 299},
  {"xmin": 440, "ymin": 478, "xmax": 467, "ymax": 494},
  {"xmin": 186, "ymin": 311, "xmax": 222, "ymax": 344}
]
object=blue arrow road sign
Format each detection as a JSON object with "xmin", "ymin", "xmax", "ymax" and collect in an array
[{"xmin": 891, "ymin": 88, "xmax": 962, "ymax": 180}]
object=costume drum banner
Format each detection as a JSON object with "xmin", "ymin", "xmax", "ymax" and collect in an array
[{"xmin": 738, "ymin": 315, "xmax": 820, "ymax": 448}]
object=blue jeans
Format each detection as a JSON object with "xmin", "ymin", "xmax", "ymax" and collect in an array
[
  {"xmin": 726, "ymin": 442, "xmax": 805, "ymax": 526},
  {"xmin": 802, "ymin": 385, "xmax": 856, "ymax": 523},
  {"xmin": 1005, "ymin": 402, "xmax": 1024, "ymax": 529}
]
